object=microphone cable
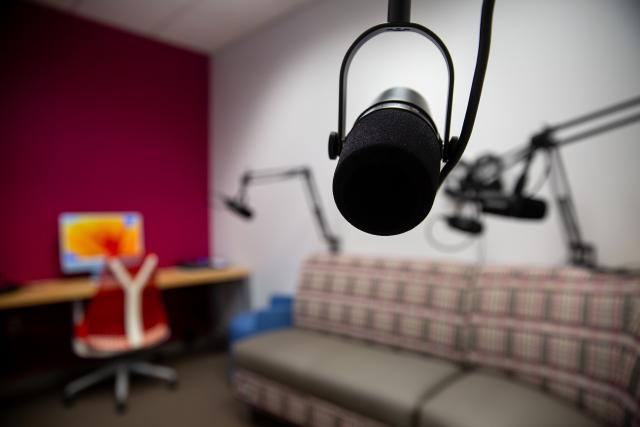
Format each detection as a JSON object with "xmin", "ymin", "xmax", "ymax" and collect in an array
[
  {"xmin": 424, "ymin": 215, "xmax": 479, "ymax": 253},
  {"xmin": 439, "ymin": 0, "xmax": 495, "ymax": 186}
]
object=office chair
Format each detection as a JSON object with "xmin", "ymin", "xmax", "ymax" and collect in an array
[{"xmin": 63, "ymin": 253, "xmax": 177, "ymax": 412}]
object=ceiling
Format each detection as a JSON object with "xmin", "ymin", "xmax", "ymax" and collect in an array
[{"xmin": 31, "ymin": 0, "xmax": 314, "ymax": 54}]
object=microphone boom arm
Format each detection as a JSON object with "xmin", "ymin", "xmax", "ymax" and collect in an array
[
  {"xmin": 448, "ymin": 95, "xmax": 640, "ymax": 269},
  {"xmin": 548, "ymin": 148, "xmax": 595, "ymax": 267},
  {"xmin": 231, "ymin": 166, "xmax": 341, "ymax": 253}
]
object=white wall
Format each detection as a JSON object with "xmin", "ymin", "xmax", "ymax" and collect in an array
[{"xmin": 211, "ymin": 0, "xmax": 640, "ymax": 307}]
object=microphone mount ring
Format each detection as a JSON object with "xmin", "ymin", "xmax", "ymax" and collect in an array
[
  {"xmin": 332, "ymin": 22, "xmax": 455, "ymax": 160},
  {"xmin": 330, "ymin": 0, "xmax": 495, "ymax": 187}
]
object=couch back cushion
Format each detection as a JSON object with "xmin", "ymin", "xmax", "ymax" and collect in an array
[
  {"xmin": 294, "ymin": 254, "xmax": 475, "ymax": 362},
  {"xmin": 467, "ymin": 265, "xmax": 640, "ymax": 427}
]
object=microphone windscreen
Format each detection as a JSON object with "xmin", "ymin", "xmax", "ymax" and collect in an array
[
  {"xmin": 332, "ymin": 107, "xmax": 441, "ymax": 235},
  {"xmin": 481, "ymin": 195, "xmax": 547, "ymax": 220},
  {"xmin": 516, "ymin": 197, "xmax": 547, "ymax": 219},
  {"xmin": 224, "ymin": 198, "xmax": 253, "ymax": 219}
]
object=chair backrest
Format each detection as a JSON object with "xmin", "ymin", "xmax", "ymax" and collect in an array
[{"xmin": 74, "ymin": 253, "xmax": 170, "ymax": 354}]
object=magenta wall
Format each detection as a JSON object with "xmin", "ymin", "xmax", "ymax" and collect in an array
[{"xmin": 0, "ymin": 3, "xmax": 210, "ymax": 282}]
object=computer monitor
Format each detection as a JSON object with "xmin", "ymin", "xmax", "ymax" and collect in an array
[{"xmin": 59, "ymin": 212, "xmax": 145, "ymax": 274}]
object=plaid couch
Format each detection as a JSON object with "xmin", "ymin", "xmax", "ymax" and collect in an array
[{"xmin": 233, "ymin": 254, "xmax": 640, "ymax": 427}]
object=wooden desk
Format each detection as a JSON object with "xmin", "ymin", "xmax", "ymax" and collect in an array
[{"xmin": 0, "ymin": 267, "xmax": 250, "ymax": 311}]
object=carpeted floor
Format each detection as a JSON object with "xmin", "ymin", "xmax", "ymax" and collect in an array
[{"xmin": 1, "ymin": 352, "xmax": 279, "ymax": 427}]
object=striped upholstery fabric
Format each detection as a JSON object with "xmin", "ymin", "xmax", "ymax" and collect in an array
[
  {"xmin": 234, "ymin": 369, "xmax": 385, "ymax": 427},
  {"xmin": 235, "ymin": 254, "xmax": 639, "ymax": 426},
  {"xmin": 620, "ymin": 297, "xmax": 640, "ymax": 427},
  {"xmin": 467, "ymin": 265, "xmax": 640, "ymax": 427},
  {"xmin": 294, "ymin": 254, "xmax": 475, "ymax": 362}
]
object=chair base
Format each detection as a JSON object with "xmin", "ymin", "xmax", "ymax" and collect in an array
[{"xmin": 63, "ymin": 360, "xmax": 177, "ymax": 412}]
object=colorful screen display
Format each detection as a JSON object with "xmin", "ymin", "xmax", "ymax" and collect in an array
[{"xmin": 59, "ymin": 212, "xmax": 145, "ymax": 274}]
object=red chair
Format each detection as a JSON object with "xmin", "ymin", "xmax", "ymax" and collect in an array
[{"xmin": 63, "ymin": 253, "xmax": 177, "ymax": 411}]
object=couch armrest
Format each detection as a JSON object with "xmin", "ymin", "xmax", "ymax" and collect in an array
[
  {"xmin": 270, "ymin": 294, "xmax": 293, "ymax": 311},
  {"xmin": 229, "ymin": 295, "xmax": 293, "ymax": 345},
  {"xmin": 256, "ymin": 307, "xmax": 292, "ymax": 332}
]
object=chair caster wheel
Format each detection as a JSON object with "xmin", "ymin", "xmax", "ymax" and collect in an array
[
  {"xmin": 116, "ymin": 401, "xmax": 127, "ymax": 414},
  {"xmin": 246, "ymin": 406, "xmax": 258, "ymax": 422},
  {"xmin": 62, "ymin": 394, "xmax": 74, "ymax": 408}
]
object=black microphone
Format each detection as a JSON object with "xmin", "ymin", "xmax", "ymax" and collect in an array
[
  {"xmin": 224, "ymin": 197, "xmax": 253, "ymax": 219},
  {"xmin": 480, "ymin": 194, "xmax": 547, "ymax": 219},
  {"xmin": 446, "ymin": 215, "xmax": 483, "ymax": 234},
  {"xmin": 332, "ymin": 88, "xmax": 442, "ymax": 236}
]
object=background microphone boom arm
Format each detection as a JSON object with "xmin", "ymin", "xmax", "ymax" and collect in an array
[
  {"xmin": 443, "ymin": 95, "xmax": 640, "ymax": 271},
  {"xmin": 222, "ymin": 166, "xmax": 341, "ymax": 254}
]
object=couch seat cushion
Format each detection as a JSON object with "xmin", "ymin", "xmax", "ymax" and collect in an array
[
  {"xmin": 234, "ymin": 328, "xmax": 349, "ymax": 390},
  {"xmin": 234, "ymin": 328, "xmax": 461, "ymax": 427},
  {"xmin": 419, "ymin": 372, "xmax": 602, "ymax": 427}
]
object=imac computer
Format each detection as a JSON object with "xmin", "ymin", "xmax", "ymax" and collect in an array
[{"xmin": 59, "ymin": 212, "xmax": 145, "ymax": 274}]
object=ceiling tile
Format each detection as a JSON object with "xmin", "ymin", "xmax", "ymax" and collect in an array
[
  {"xmin": 30, "ymin": 0, "xmax": 315, "ymax": 54},
  {"xmin": 75, "ymin": 0, "xmax": 193, "ymax": 34},
  {"xmin": 155, "ymin": 0, "xmax": 310, "ymax": 53}
]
